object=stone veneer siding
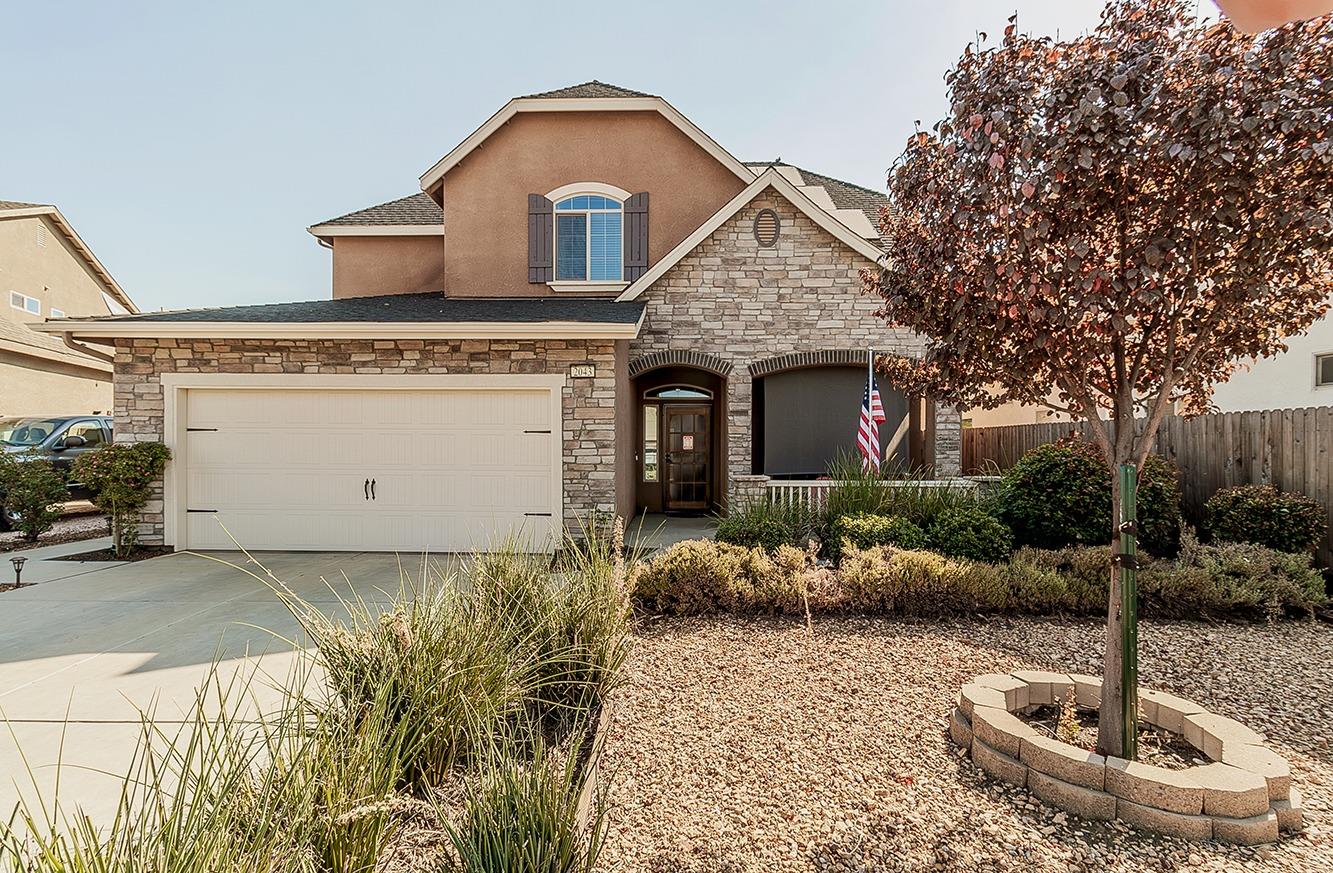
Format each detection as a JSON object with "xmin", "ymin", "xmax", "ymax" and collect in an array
[
  {"xmin": 113, "ymin": 337, "xmax": 617, "ymax": 545},
  {"xmin": 631, "ymin": 187, "xmax": 962, "ymax": 499}
]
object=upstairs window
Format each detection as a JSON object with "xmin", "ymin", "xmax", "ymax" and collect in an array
[
  {"xmin": 555, "ymin": 194, "xmax": 622, "ymax": 282},
  {"xmin": 10, "ymin": 291, "xmax": 40, "ymax": 315}
]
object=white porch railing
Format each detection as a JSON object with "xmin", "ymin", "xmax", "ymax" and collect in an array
[{"xmin": 765, "ymin": 478, "xmax": 980, "ymax": 508}]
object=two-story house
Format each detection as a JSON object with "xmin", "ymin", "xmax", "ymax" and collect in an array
[
  {"xmin": 1, "ymin": 200, "xmax": 137, "ymax": 415},
  {"xmin": 40, "ymin": 82, "xmax": 959, "ymax": 553}
]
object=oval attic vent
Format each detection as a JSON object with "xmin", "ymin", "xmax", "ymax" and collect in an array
[{"xmin": 753, "ymin": 208, "xmax": 780, "ymax": 247}]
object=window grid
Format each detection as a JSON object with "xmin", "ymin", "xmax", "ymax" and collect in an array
[
  {"xmin": 553, "ymin": 194, "xmax": 623, "ymax": 282},
  {"xmin": 10, "ymin": 291, "xmax": 40, "ymax": 315}
]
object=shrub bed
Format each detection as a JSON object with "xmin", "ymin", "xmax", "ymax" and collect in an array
[
  {"xmin": 1203, "ymin": 483, "xmax": 1326, "ymax": 553},
  {"xmin": 632, "ymin": 536, "xmax": 1326, "ymax": 621}
]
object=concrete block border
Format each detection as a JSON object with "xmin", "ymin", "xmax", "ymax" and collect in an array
[{"xmin": 953, "ymin": 672, "xmax": 1302, "ymax": 844}]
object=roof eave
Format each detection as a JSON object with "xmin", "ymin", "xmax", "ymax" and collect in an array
[
  {"xmin": 306, "ymin": 224, "xmax": 446, "ymax": 239},
  {"xmin": 418, "ymin": 96, "xmax": 756, "ymax": 194},
  {"xmin": 33, "ymin": 313, "xmax": 646, "ymax": 342}
]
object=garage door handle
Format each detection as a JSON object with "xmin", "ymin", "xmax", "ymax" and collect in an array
[
  {"xmin": 364, "ymin": 478, "xmax": 370, "ymax": 500},
  {"xmin": 370, "ymin": 478, "xmax": 376, "ymax": 500}
]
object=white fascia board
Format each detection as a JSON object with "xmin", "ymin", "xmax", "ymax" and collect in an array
[
  {"xmin": 418, "ymin": 97, "xmax": 756, "ymax": 191},
  {"xmin": 32, "ymin": 313, "xmax": 645, "ymax": 341},
  {"xmin": 306, "ymin": 224, "xmax": 445, "ymax": 238},
  {"xmin": 0, "ymin": 206, "xmax": 139, "ymax": 313},
  {"xmin": 615, "ymin": 168, "xmax": 886, "ymax": 302}
]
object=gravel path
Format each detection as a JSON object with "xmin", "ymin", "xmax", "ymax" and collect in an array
[{"xmin": 599, "ymin": 615, "xmax": 1333, "ymax": 872}]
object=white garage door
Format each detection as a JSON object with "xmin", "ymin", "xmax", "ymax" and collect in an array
[{"xmin": 182, "ymin": 388, "xmax": 558, "ymax": 552}]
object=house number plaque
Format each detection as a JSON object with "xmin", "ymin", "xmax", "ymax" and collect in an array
[{"xmin": 570, "ymin": 365, "xmax": 595, "ymax": 378}]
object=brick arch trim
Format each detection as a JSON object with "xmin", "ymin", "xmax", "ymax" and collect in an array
[
  {"xmin": 748, "ymin": 349, "xmax": 872, "ymax": 378},
  {"xmin": 629, "ymin": 350, "xmax": 733, "ymax": 379}
]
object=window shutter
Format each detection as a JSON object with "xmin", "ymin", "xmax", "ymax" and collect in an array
[
  {"xmin": 528, "ymin": 194, "xmax": 554, "ymax": 283},
  {"xmin": 623, "ymin": 192, "xmax": 649, "ymax": 282}
]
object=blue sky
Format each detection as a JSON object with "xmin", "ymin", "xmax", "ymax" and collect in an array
[{"xmin": 4, "ymin": 0, "xmax": 1112, "ymax": 312}]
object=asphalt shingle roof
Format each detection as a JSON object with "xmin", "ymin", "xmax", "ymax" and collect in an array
[
  {"xmin": 65, "ymin": 293, "xmax": 646, "ymax": 325},
  {"xmin": 520, "ymin": 81, "xmax": 654, "ymax": 99},
  {"xmin": 744, "ymin": 162, "xmax": 889, "ymax": 234},
  {"xmin": 313, "ymin": 193, "xmax": 442, "ymax": 228},
  {"xmin": 0, "ymin": 200, "xmax": 47, "ymax": 210}
]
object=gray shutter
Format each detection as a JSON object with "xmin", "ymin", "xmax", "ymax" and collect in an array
[
  {"xmin": 528, "ymin": 194, "xmax": 554, "ymax": 283},
  {"xmin": 623, "ymin": 192, "xmax": 649, "ymax": 282}
]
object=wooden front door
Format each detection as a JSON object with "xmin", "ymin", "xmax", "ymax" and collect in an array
[{"xmin": 665, "ymin": 405, "xmax": 710, "ymax": 512}]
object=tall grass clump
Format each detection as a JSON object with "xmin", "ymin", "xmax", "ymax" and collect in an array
[{"xmin": 824, "ymin": 452, "xmax": 993, "ymax": 530}]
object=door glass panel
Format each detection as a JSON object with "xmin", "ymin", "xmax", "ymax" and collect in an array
[{"xmin": 642, "ymin": 405, "xmax": 659, "ymax": 482}]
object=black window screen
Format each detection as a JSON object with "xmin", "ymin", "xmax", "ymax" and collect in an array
[{"xmin": 758, "ymin": 366, "xmax": 908, "ymax": 477}]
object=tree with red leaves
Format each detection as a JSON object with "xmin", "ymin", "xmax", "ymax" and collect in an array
[{"xmin": 865, "ymin": 0, "xmax": 1333, "ymax": 758}]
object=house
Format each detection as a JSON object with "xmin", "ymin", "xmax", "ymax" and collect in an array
[
  {"xmin": 0, "ymin": 200, "xmax": 137, "ymax": 415},
  {"xmin": 38, "ymin": 82, "xmax": 959, "ymax": 553},
  {"xmin": 966, "ymin": 308, "xmax": 1333, "ymax": 427}
]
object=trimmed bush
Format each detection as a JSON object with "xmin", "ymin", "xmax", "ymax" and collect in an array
[
  {"xmin": 72, "ymin": 441, "xmax": 172, "ymax": 558},
  {"xmin": 0, "ymin": 451, "xmax": 67, "ymax": 542},
  {"xmin": 631, "ymin": 539, "xmax": 771, "ymax": 614},
  {"xmin": 827, "ymin": 512, "xmax": 927, "ymax": 562},
  {"xmin": 997, "ymin": 437, "xmax": 1183, "ymax": 556},
  {"xmin": 927, "ymin": 505, "xmax": 1013, "ymax": 563},
  {"xmin": 839, "ymin": 545, "xmax": 1008, "ymax": 615},
  {"xmin": 1140, "ymin": 533, "xmax": 1326, "ymax": 620},
  {"xmin": 1203, "ymin": 484, "xmax": 1326, "ymax": 553},
  {"xmin": 714, "ymin": 500, "xmax": 819, "ymax": 552}
]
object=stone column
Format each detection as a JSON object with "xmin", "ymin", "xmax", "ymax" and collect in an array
[{"xmin": 729, "ymin": 474, "xmax": 771, "ymax": 511}]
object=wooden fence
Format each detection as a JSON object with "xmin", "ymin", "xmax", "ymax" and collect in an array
[{"xmin": 962, "ymin": 406, "xmax": 1333, "ymax": 566}]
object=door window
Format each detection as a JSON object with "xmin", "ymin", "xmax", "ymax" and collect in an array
[{"xmin": 642, "ymin": 405, "xmax": 659, "ymax": 482}]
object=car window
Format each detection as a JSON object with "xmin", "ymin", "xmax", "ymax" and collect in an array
[
  {"xmin": 65, "ymin": 421, "xmax": 105, "ymax": 448},
  {"xmin": 0, "ymin": 418, "xmax": 63, "ymax": 446}
]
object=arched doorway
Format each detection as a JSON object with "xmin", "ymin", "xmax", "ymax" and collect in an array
[{"xmin": 632, "ymin": 365, "xmax": 726, "ymax": 514}]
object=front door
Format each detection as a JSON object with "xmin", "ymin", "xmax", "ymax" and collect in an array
[{"xmin": 665, "ymin": 405, "xmax": 710, "ymax": 512}]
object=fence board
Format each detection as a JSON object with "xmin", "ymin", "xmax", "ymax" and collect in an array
[{"xmin": 962, "ymin": 406, "xmax": 1333, "ymax": 566}]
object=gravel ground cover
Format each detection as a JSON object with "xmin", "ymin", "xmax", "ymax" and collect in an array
[
  {"xmin": 0, "ymin": 505, "xmax": 108, "ymax": 554},
  {"xmin": 598, "ymin": 615, "xmax": 1333, "ymax": 872}
]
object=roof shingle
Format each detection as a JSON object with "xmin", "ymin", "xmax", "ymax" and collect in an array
[
  {"xmin": 744, "ymin": 162, "xmax": 888, "ymax": 234},
  {"xmin": 520, "ymin": 81, "xmax": 654, "ymax": 100},
  {"xmin": 0, "ymin": 200, "xmax": 48, "ymax": 211},
  {"xmin": 313, "ymin": 193, "xmax": 442, "ymax": 228},
  {"xmin": 62, "ymin": 293, "xmax": 645, "ymax": 326}
]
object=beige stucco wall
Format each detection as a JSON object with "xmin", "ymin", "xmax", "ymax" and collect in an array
[
  {"xmin": 330, "ymin": 235, "xmax": 447, "ymax": 299},
  {"xmin": 0, "ymin": 350, "xmax": 111, "ymax": 416},
  {"xmin": 435, "ymin": 110, "xmax": 747, "ymax": 298},
  {"xmin": 0, "ymin": 214, "xmax": 114, "ymax": 322}
]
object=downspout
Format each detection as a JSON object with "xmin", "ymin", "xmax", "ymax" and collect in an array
[{"xmin": 62, "ymin": 331, "xmax": 115, "ymax": 365}]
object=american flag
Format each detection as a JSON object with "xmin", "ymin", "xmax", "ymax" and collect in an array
[{"xmin": 857, "ymin": 354, "xmax": 887, "ymax": 472}]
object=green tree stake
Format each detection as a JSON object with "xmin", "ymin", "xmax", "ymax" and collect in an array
[{"xmin": 1119, "ymin": 462, "xmax": 1139, "ymax": 760}]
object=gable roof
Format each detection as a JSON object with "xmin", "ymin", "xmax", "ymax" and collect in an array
[
  {"xmin": 615, "ymin": 166, "xmax": 885, "ymax": 302},
  {"xmin": 308, "ymin": 193, "xmax": 444, "ymax": 238},
  {"xmin": 0, "ymin": 317, "xmax": 111, "ymax": 373},
  {"xmin": 744, "ymin": 162, "xmax": 887, "ymax": 240},
  {"xmin": 0, "ymin": 202, "xmax": 137, "ymax": 313},
  {"xmin": 418, "ymin": 83, "xmax": 755, "ymax": 194},
  {"xmin": 521, "ymin": 81, "xmax": 654, "ymax": 99}
]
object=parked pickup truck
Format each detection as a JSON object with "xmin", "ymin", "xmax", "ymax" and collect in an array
[{"xmin": 0, "ymin": 415, "xmax": 114, "ymax": 529}]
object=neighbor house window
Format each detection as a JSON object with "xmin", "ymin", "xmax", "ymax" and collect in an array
[
  {"xmin": 50, "ymin": 308, "xmax": 65, "ymax": 319},
  {"xmin": 555, "ymin": 194, "xmax": 622, "ymax": 281},
  {"xmin": 10, "ymin": 291, "xmax": 39, "ymax": 315},
  {"xmin": 1317, "ymin": 353, "xmax": 1333, "ymax": 387}
]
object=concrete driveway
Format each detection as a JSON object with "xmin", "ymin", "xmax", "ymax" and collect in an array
[{"xmin": 0, "ymin": 537, "xmax": 454, "ymax": 824}]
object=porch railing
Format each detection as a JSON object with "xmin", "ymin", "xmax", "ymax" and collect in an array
[{"xmin": 765, "ymin": 478, "xmax": 980, "ymax": 508}]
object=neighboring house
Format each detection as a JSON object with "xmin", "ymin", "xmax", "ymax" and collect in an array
[
  {"xmin": 966, "ymin": 308, "xmax": 1333, "ymax": 427},
  {"xmin": 40, "ymin": 81, "xmax": 959, "ymax": 553},
  {"xmin": 0, "ymin": 201, "xmax": 137, "ymax": 415}
]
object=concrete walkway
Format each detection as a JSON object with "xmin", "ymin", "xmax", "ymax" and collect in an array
[
  {"xmin": 630, "ymin": 513, "xmax": 716, "ymax": 553},
  {"xmin": 0, "ymin": 539, "xmax": 455, "ymax": 824}
]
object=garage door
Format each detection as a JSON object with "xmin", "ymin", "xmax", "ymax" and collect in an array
[{"xmin": 182, "ymin": 388, "xmax": 558, "ymax": 552}]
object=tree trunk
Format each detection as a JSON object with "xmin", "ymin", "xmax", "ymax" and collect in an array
[{"xmin": 1098, "ymin": 473, "xmax": 1127, "ymax": 758}]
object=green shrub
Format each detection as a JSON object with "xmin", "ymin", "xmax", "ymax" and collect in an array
[
  {"xmin": 714, "ymin": 499, "xmax": 818, "ymax": 552},
  {"xmin": 72, "ymin": 441, "xmax": 172, "ymax": 558},
  {"xmin": 927, "ymin": 505, "xmax": 1013, "ymax": 563},
  {"xmin": 839, "ymin": 545, "xmax": 1008, "ymax": 615},
  {"xmin": 0, "ymin": 451, "xmax": 67, "ymax": 542},
  {"xmin": 827, "ymin": 512, "xmax": 927, "ymax": 562},
  {"xmin": 1203, "ymin": 484, "xmax": 1326, "ymax": 553},
  {"xmin": 1140, "ymin": 534, "xmax": 1326, "ymax": 620},
  {"xmin": 998, "ymin": 437, "xmax": 1182, "ymax": 556}
]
